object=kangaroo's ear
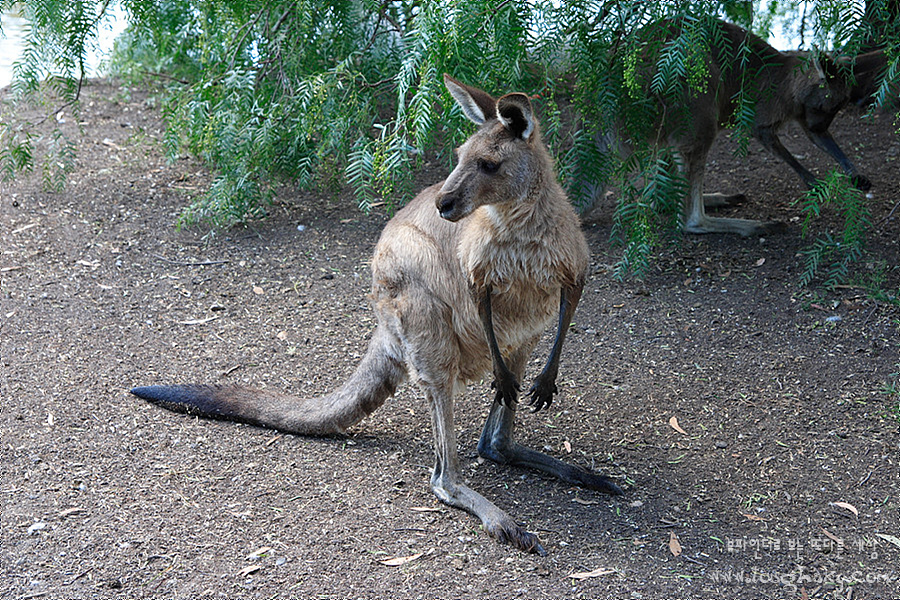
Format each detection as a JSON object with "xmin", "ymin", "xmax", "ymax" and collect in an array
[
  {"xmin": 496, "ymin": 93, "xmax": 535, "ymax": 141},
  {"xmin": 444, "ymin": 74, "xmax": 496, "ymax": 126},
  {"xmin": 810, "ymin": 47, "xmax": 843, "ymax": 82}
]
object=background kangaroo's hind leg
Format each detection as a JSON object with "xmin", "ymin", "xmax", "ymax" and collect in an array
[
  {"xmin": 476, "ymin": 345, "xmax": 623, "ymax": 495},
  {"xmin": 681, "ymin": 148, "xmax": 784, "ymax": 236},
  {"xmin": 702, "ymin": 192, "xmax": 747, "ymax": 209}
]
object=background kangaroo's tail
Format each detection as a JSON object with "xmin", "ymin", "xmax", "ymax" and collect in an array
[{"xmin": 132, "ymin": 325, "xmax": 406, "ymax": 436}]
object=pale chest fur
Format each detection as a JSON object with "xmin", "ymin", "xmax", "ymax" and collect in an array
[
  {"xmin": 459, "ymin": 205, "xmax": 587, "ymax": 289},
  {"xmin": 456, "ymin": 205, "xmax": 588, "ymax": 354}
]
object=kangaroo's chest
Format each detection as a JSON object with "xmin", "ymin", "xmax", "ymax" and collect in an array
[
  {"xmin": 491, "ymin": 282, "xmax": 557, "ymax": 349},
  {"xmin": 463, "ymin": 238, "xmax": 563, "ymax": 347}
]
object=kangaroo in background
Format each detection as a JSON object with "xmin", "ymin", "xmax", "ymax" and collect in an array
[
  {"xmin": 583, "ymin": 19, "xmax": 888, "ymax": 236},
  {"xmin": 133, "ymin": 74, "xmax": 622, "ymax": 555}
]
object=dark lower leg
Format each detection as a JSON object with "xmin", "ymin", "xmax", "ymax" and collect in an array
[{"xmin": 477, "ymin": 399, "xmax": 623, "ymax": 495}]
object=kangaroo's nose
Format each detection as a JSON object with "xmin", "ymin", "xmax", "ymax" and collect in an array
[{"xmin": 437, "ymin": 194, "xmax": 457, "ymax": 220}]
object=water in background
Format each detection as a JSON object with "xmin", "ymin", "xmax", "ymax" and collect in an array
[{"xmin": 0, "ymin": 3, "xmax": 128, "ymax": 89}]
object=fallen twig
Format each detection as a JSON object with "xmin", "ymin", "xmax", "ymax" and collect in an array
[
  {"xmin": 151, "ymin": 253, "xmax": 229, "ymax": 267},
  {"xmin": 64, "ymin": 568, "xmax": 93, "ymax": 586}
]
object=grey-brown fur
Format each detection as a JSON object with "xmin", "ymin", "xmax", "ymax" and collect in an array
[{"xmin": 133, "ymin": 74, "xmax": 621, "ymax": 555}]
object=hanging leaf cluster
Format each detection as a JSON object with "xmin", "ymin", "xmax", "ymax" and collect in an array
[{"xmin": 2, "ymin": 0, "xmax": 898, "ymax": 284}]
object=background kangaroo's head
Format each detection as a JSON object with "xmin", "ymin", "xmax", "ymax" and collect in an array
[
  {"xmin": 797, "ymin": 52, "xmax": 852, "ymax": 130},
  {"xmin": 437, "ymin": 74, "xmax": 546, "ymax": 222}
]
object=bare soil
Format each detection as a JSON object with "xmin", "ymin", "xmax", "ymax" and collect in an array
[{"xmin": 2, "ymin": 80, "xmax": 899, "ymax": 600}]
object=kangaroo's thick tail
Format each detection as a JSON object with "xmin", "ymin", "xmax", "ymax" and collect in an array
[{"xmin": 131, "ymin": 325, "xmax": 406, "ymax": 436}]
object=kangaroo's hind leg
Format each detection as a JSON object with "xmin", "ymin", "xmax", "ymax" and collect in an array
[
  {"xmin": 477, "ymin": 344, "xmax": 623, "ymax": 495},
  {"xmin": 424, "ymin": 378, "xmax": 546, "ymax": 554},
  {"xmin": 388, "ymin": 288, "xmax": 546, "ymax": 554}
]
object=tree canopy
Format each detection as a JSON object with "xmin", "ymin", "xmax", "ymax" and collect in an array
[{"xmin": 2, "ymin": 0, "xmax": 898, "ymax": 283}]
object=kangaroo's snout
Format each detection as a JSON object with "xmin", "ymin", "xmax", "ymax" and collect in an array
[{"xmin": 437, "ymin": 191, "xmax": 465, "ymax": 222}]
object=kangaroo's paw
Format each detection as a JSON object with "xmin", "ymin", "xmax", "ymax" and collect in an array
[
  {"xmin": 526, "ymin": 375, "xmax": 557, "ymax": 412},
  {"xmin": 491, "ymin": 373, "xmax": 520, "ymax": 409}
]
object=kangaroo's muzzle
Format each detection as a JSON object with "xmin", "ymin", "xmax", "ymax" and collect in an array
[{"xmin": 436, "ymin": 192, "xmax": 466, "ymax": 222}]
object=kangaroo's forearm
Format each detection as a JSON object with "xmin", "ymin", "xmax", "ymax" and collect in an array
[
  {"xmin": 476, "ymin": 284, "xmax": 519, "ymax": 407},
  {"xmin": 527, "ymin": 281, "xmax": 583, "ymax": 411},
  {"xmin": 546, "ymin": 283, "xmax": 582, "ymax": 377}
]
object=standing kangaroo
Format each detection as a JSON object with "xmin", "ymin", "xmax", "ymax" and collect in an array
[
  {"xmin": 583, "ymin": 19, "xmax": 887, "ymax": 236},
  {"xmin": 132, "ymin": 74, "xmax": 622, "ymax": 555}
]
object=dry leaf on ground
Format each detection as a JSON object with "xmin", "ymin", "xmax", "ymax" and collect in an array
[
  {"xmin": 669, "ymin": 532, "xmax": 682, "ymax": 557},
  {"xmin": 740, "ymin": 513, "xmax": 767, "ymax": 522},
  {"xmin": 178, "ymin": 316, "xmax": 219, "ymax": 325},
  {"xmin": 874, "ymin": 533, "xmax": 900, "ymax": 549},
  {"xmin": 238, "ymin": 565, "xmax": 261, "ymax": 577},
  {"xmin": 379, "ymin": 552, "xmax": 423, "ymax": 566},
  {"xmin": 820, "ymin": 527, "xmax": 842, "ymax": 544},
  {"xmin": 246, "ymin": 546, "xmax": 272, "ymax": 560},
  {"xmin": 569, "ymin": 567, "xmax": 616, "ymax": 580},
  {"xmin": 668, "ymin": 416, "xmax": 688, "ymax": 435},
  {"xmin": 831, "ymin": 501, "xmax": 859, "ymax": 516}
]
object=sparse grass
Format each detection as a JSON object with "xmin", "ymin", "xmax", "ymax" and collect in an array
[
  {"xmin": 886, "ymin": 343, "xmax": 900, "ymax": 423},
  {"xmin": 885, "ymin": 375, "xmax": 900, "ymax": 423},
  {"xmin": 855, "ymin": 261, "xmax": 900, "ymax": 307}
]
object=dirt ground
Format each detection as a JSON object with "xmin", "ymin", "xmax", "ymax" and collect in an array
[{"xmin": 2, "ymin": 80, "xmax": 899, "ymax": 600}]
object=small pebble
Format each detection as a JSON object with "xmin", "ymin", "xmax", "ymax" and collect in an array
[
  {"xmin": 27, "ymin": 522, "xmax": 47, "ymax": 535},
  {"xmin": 715, "ymin": 440, "xmax": 728, "ymax": 449}
]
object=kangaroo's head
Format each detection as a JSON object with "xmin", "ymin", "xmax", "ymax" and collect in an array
[
  {"xmin": 802, "ymin": 52, "xmax": 852, "ymax": 118},
  {"xmin": 437, "ymin": 74, "xmax": 544, "ymax": 222}
]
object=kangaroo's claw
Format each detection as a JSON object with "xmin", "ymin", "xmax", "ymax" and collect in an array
[
  {"xmin": 491, "ymin": 374, "xmax": 520, "ymax": 408},
  {"xmin": 485, "ymin": 519, "xmax": 547, "ymax": 556},
  {"xmin": 526, "ymin": 376, "xmax": 557, "ymax": 412}
]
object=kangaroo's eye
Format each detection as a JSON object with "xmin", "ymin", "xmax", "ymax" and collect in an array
[{"xmin": 479, "ymin": 159, "xmax": 501, "ymax": 174}]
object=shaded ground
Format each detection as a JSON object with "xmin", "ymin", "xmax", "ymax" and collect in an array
[{"xmin": 2, "ymin": 80, "xmax": 899, "ymax": 600}]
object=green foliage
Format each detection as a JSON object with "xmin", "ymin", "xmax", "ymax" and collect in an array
[
  {"xmin": 112, "ymin": 0, "xmax": 405, "ymax": 226},
  {"xmin": 888, "ymin": 378, "xmax": 900, "ymax": 423},
  {"xmin": 0, "ymin": 0, "xmax": 100, "ymax": 189},
  {"xmin": 612, "ymin": 147, "xmax": 686, "ymax": 279},
  {"xmin": 3, "ymin": 0, "xmax": 899, "ymax": 283},
  {"xmin": 885, "ymin": 329, "xmax": 900, "ymax": 422},
  {"xmin": 0, "ymin": 122, "xmax": 33, "ymax": 182},
  {"xmin": 795, "ymin": 172, "xmax": 871, "ymax": 289}
]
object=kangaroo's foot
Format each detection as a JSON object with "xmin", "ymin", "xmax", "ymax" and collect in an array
[
  {"xmin": 478, "ymin": 436, "xmax": 623, "ymax": 495},
  {"xmin": 425, "ymin": 383, "xmax": 546, "ymax": 554},
  {"xmin": 684, "ymin": 215, "xmax": 786, "ymax": 237},
  {"xmin": 703, "ymin": 192, "xmax": 748, "ymax": 209},
  {"xmin": 431, "ymin": 474, "xmax": 547, "ymax": 555},
  {"xmin": 477, "ymin": 400, "xmax": 623, "ymax": 495}
]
